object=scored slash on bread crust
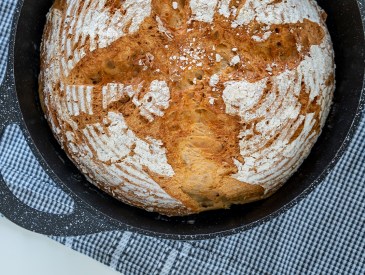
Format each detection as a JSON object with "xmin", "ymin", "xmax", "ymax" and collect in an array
[{"xmin": 39, "ymin": 0, "xmax": 335, "ymax": 216}]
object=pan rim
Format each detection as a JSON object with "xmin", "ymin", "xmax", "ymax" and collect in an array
[{"xmin": 3, "ymin": 0, "xmax": 365, "ymax": 240}]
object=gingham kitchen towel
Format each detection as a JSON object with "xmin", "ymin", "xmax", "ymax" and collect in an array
[{"xmin": 1, "ymin": 0, "xmax": 364, "ymax": 274}]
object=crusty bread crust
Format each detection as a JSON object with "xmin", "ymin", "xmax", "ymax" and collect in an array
[{"xmin": 39, "ymin": 0, "xmax": 335, "ymax": 216}]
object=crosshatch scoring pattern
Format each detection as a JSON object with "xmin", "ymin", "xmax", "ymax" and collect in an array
[{"xmin": 0, "ymin": 0, "xmax": 364, "ymax": 274}]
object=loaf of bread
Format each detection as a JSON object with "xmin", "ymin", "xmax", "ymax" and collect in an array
[{"xmin": 39, "ymin": 0, "xmax": 335, "ymax": 216}]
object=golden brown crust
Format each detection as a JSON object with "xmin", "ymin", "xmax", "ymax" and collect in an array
[{"xmin": 39, "ymin": 0, "xmax": 335, "ymax": 216}]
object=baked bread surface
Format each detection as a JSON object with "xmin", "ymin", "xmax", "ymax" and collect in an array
[{"xmin": 39, "ymin": 0, "xmax": 335, "ymax": 216}]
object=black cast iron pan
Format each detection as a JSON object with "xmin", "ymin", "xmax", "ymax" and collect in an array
[{"xmin": 0, "ymin": 0, "xmax": 364, "ymax": 240}]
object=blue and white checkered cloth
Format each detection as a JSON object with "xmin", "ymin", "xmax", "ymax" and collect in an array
[{"xmin": 1, "ymin": 0, "xmax": 364, "ymax": 274}]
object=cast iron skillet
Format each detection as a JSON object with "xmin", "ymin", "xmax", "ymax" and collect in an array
[{"xmin": 0, "ymin": 0, "xmax": 364, "ymax": 240}]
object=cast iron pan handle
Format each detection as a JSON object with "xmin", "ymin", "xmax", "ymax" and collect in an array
[{"xmin": 0, "ymin": 69, "xmax": 122, "ymax": 236}]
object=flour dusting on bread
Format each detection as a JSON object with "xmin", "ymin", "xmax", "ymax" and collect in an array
[{"xmin": 39, "ymin": 0, "xmax": 335, "ymax": 216}]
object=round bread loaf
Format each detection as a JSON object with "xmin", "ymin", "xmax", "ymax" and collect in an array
[{"xmin": 39, "ymin": 0, "xmax": 335, "ymax": 216}]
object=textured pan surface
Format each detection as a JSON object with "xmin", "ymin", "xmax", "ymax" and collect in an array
[{"xmin": 0, "ymin": 0, "xmax": 363, "ymax": 239}]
